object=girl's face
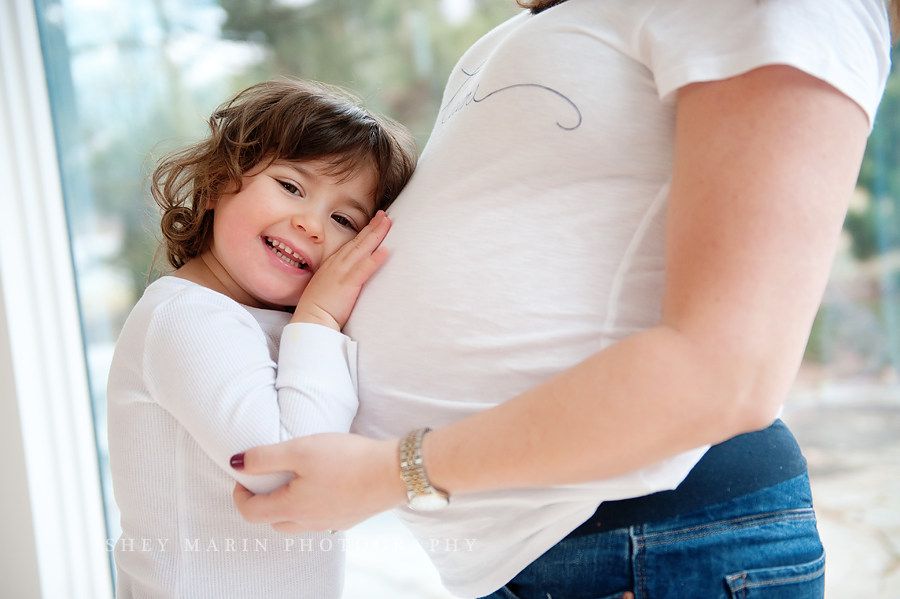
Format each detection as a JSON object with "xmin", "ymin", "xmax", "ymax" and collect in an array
[{"xmin": 203, "ymin": 158, "xmax": 377, "ymax": 309}]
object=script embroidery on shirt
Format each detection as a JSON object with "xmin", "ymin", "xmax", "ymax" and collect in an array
[{"xmin": 439, "ymin": 62, "xmax": 582, "ymax": 130}]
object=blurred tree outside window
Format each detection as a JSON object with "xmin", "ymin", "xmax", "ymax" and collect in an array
[{"xmin": 30, "ymin": 0, "xmax": 900, "ymax": 595}]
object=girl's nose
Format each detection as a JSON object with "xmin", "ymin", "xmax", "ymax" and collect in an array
[{"xmin": 290, "ymin": 212, "xmax": 324, "ymax": 241}]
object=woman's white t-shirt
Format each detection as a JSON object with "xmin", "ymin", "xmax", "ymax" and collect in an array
[{"xmin": 345, "ymin": 0, "xmax": 891, "ymax": 596}]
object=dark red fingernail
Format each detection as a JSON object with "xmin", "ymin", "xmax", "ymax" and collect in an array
[{"xmin": 230, "ymin": 453, "xmax": 245, "ymax": 470}]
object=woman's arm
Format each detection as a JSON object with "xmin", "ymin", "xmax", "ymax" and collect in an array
[{"xmin": 233, "ymin": 65, "xmax": 870, "ymax": 531}]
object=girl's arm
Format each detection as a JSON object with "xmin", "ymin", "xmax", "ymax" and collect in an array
[
  {"xmin": 232, "ymin": 65, "xmax": 870, "ymax": 532},
  {"xmin": 273, "ymin": 212, "xmax": 392, "ymax": 440},
  {"xmin": 143, "ymin": 293, "xmax": 357, "ymax": 496},
  {"xmin": 146, "ymin": 215, "xmax": 390, "ymax": 496}
]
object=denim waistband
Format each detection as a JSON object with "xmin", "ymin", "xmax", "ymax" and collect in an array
[{"xmin": 565, "ymin": 419, "xmax": 808, "ymax": 537}]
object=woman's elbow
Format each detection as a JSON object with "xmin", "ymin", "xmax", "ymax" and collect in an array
[{"xmin": 722, "ymin": 354, "xmax": 799, "ymax": 436}]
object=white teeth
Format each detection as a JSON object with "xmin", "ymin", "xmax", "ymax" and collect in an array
[{"xmin": 266, "ymin": 237, "xmax": 307, "ymax": 269}]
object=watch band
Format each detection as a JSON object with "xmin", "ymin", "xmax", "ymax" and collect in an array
[{"xmin": 399, "ymin": 428, "xmax": 450, "ymax": 511}]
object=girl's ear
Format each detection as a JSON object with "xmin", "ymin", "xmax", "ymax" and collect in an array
[{"xmin": 207, "ymin": 196, "xmax": 217, "ymax": 209}]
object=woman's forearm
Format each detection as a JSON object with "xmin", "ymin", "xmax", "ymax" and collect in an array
[{"xmin": 421, "ymin": 322, "xmax": 788, "ymax": 496}]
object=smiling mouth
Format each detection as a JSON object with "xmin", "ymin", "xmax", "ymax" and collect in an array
[{"xmin": 265, "ymin": 237, "xmax": 308, "ymax": 270}]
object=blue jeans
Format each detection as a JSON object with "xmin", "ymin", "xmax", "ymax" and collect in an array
[{"xmin": 480, "ymin": 473, "xmax": 825, "ymax": 599}]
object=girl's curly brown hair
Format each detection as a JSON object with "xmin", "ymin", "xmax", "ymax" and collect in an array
[{"xmin": 151, "ymin": 79, "xmax": 418, "ymax": 271}]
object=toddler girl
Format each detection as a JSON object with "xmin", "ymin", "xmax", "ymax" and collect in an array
[{"xmin": 106, "ymin": 79, "xmax": 417, "ymax": 599}]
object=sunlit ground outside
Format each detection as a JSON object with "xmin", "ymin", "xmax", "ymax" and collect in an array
[{"xmin": 780, "ymin": 212, "xmax": 900, "ymax": 599}]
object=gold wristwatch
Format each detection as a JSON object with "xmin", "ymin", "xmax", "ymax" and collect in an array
[{"xmin": 399, "ymin": 428, "xmax": 450, "ymax": 511}]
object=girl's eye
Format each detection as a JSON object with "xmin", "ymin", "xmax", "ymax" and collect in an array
[
  {"xmin": 332, "ymin": 214, "xmax": 358, "ymax": 231},
  {"xmin": 279, "ymin": 180, "xmax": 301, "ymax": 196}
]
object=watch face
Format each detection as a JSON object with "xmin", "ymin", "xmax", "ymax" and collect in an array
[{"xmin": 409, "ymin": 493, "xmax": 450, "ymax": 512}]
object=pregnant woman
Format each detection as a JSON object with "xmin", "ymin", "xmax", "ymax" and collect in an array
[{"xmin": 232, "ymin": 1, "xmax": 893, "ymax": 597}]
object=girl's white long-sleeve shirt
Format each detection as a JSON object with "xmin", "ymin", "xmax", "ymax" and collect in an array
[{"xmin": 107, "ymin": 276, "xmax": 356, "ymax": 599}]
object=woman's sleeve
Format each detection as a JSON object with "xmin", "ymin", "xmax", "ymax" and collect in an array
[
  {"xmin": 639, "ymin": 0, "xmax": 891, "ymax": 128},
  {"xmin": 143, "ymin": 290, "xmax": 358, "ymax": 495}
]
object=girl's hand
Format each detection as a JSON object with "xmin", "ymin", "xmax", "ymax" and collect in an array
[
  {"xmin": 291, "ymin": 211, "xmax": 391, "ymax": 330},
  {"xmin": 231, "ymin": 433, "xmax": 407, "ymax": 533}
]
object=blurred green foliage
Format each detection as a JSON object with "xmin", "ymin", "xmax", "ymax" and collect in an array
[
  {"xmin": 81, "ymin": 0, "xmax": 519, "ymax": 310},
  {"xmin": 850, "ymin": 45, "xmax": 900, "ymax": 262},
  {"xmin": 804, "ymin": 44, "xmax": 900, "ymax": 371},
  {"xmin": 219, "ymin": 0, "xmax": 520, "ymax": 146}
]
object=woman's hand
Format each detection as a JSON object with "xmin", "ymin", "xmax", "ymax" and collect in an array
[
  {"xmin": 291, "ymin": 211, "xmax": 391, "ymax": 331},
  {"xmin": 231, "ymin": 432, "xmax": 408, "ymax": 533}
]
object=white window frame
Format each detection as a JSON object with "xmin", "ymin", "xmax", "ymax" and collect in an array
[{"xmin": 0, "ymin": 0, "xmax": 114, "ymax": 597}]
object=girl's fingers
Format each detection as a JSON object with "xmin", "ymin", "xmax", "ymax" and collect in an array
[
  {"xmin": 346, "ymin": 246, "xmax": 389, "ymax": 286},
  {"xmin": 316, "ymin": 212, "xmax": 390, "ymax": 277},
  {"xmin": 340, "ymin": 211, "xmax": 391, "ymax": 260}
]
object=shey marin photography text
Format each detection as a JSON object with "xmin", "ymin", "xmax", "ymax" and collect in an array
[{"xmin": 107, "ymin": 536, "xmax": 477, "ymax": 555}]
